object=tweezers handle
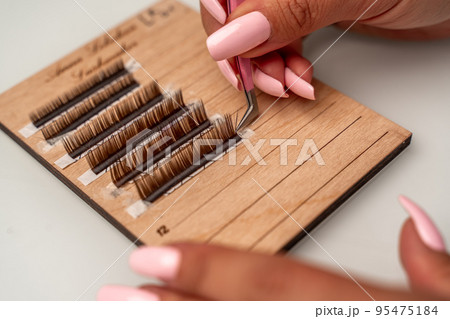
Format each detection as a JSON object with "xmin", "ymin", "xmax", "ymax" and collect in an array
[{"xmin": 227, "ymin": 0, "xmax": 254, "ymax": 91}]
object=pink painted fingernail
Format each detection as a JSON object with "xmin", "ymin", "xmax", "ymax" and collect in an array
[
  {"xmin": 129, "ymin": 246, "xmax": 181, "ymax": 281},
  {"xmin": 253, "ymin": 67, "xmax": 288, "ymax": 98},
  {"xmin": 398, "ymin": 195, "xmax": 446, "ymax": 252},
  {"xmin": 207, "ymin": 11, "xmax": 271, "ymax": 61},
  {"xmin": 97, "ymin": 285, "xmax": 159, "ymax": 301},
  {"xmin": 285, "ymin": 68, "xmax": 315, "ymax": 100},
  {"xmin": 201, "ymin": 0, "xmax": 226, "ymax": 25},
  {"xmin": 217, "ymin": 60, "xmax": 242, "ymax": 91}
]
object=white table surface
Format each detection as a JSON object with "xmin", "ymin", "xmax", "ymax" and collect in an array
[{"xmin": 0, "ymin": 0, "xmax": 449, "ymax": 300}]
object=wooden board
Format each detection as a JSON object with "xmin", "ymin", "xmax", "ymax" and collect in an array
[{"xmin": 0, "ymin": 0, "xmax": 411, "ymax": 254}]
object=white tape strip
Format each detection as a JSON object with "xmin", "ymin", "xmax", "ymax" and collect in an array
[
  {"xmin": 189, "ymin": 166, "xmax": 204, "ymax": 177},
  {"xmin": 208, "ymin": 113, "xmax": 223, "ymax": 123},
  {"xmin": 19, "ymin": 122, "xmax": 39, "ymax": 138},
  {"xmin": 78, "ymin": 169, "xmax": 105, "ymax": 186},
  {"xmin": 54, "ymin": 154, "xmax": 76, "ymax": 169},
  {"xmin": 126, "ymin": 200, "xmax": 150, "ymax": 218},
  {"xmin": 239, "ymin": 128, "xmax": 255, "ymax": 139},
  {"xmin": 36, "ymin": 141, "xmax": 54, "ymax": 153},
  {"xmin": 204, "ymin": 161, "xmax": 214, "ymax": 168},
  {"xmin": 209, "ymin": 152, "xmax": 225, "ymax": 162},
  {"xmin": 106, "ymin": 182, "xmax": 118, "ymax": 191},
  {"xmin": 106, "ymin": 182, "xmax": 124, "ymax": 197},
  {"xmin": 125, "ymin": 59, "xmax": 141, "ymax": 73},
  {"xmin": 166, "ymin": 181, "xmax": 183, "ymax": 195}
]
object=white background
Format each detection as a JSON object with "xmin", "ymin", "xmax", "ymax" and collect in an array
[{"xmin": 0, "ymin": 0, "xmax": 449, "ymax": 300}]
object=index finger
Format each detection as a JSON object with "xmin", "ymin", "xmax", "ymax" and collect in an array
[{"xmin": 129, "ymin": 243, "xmax": 415, "ymax": 300}]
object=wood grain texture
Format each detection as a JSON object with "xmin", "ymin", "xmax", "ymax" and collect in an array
[{"xmin": 0, "ymin": 0, "xmax": 411, "ymax": 253}]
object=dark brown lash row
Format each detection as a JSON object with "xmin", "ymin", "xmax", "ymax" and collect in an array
[
  {"xmin": 110, "ymin": 100, "xmax": 210, "ymax": 188},
  {"xmin": 30, "ymin": 60, "xmax": 128, "ymax": 127},
  {"xmin": 85, "ymin": 90, "xmax": 185, "ymax": 173},
  {"xmin": 41, "ymin": 74, "xmax": 139, "ymax": 141},
  {"xmin": 134, "ymin": 115, "xmax": 240, "ymax": 202},
  {"xmin": 30, "ymin": 59, "xmax": 238, "ymax": 203},
  {"xmin": 62, "ymin": 81, "xmax": 162, "ymax": 158}
]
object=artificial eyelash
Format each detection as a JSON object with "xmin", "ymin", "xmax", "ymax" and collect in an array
[
  {"xmin": 134, "ymin": 115, "xmax": 238, "ymax": 202},
  {"xmin": 30, "ymin": 60, "xmax": 127, "ymax": 127},
  {"xmin": 41, "ymin": 74, "xmax": 138, "ymax": 140},
  {"xmin": 62, "ymin": 81, "xmax": 162, "ymax": 158},
  {"xmin": 110, "ymin": 100, "xmax": 209, "ymax": 187},
  {"xmin": 85, "ymin": 91, "xmax": 185, "ymax": 174}
]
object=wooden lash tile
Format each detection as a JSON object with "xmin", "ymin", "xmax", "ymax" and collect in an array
[{"xmin": 0, "ymin": 0, "xmax": 411, "ymax": 253}]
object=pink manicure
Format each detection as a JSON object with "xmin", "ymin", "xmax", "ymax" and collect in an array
[
  {"xmin": 253, "ymin": 67, "xmax": 288, "ymax": 98},
  {"xmin": 398, "ymin": 195, "xmax": 446, "ymax": 252},
  {"xmin": 207, "ymin": 11, "xmax": 271, "ymax": 61},
  {"xmin": 201, "ymin": 0, "xmax": 226, "ymax": 25},
  {"xmin": 97, "ymin": 285, "xmax": 159, "ymax": 301},
  {"xmin": 129, "ymin": 246, "xmax": 181, "ymax": 281},
  {"xmin": 285, "ymin": 68, "xmax": 315, "ymax": 100},
  {"xmin": 217, "ymin": 60, "xmax": 242, "ymax": 91}
]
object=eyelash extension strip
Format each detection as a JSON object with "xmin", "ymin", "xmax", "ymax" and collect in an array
[
  {"xmin": 110, "ymin": 100, "xmax": 209, "ymax": 187},
  {"xmin": 40, "ymin": 74, "xmax": 138, "ymax": 140},
  {"xmin": 85, "ymin": 91, "xmax": 185, "ymax": 174},
  {"xmin": 29, "ymin": 60, "xmax": 128, "ymax": 127},
  {"xmin": 134, "ymin": 115, "xmax": 239, "ymax": 202},
  {"xmin": 62, "ymin": 81, "xmax": 162, "ymax": 158}
]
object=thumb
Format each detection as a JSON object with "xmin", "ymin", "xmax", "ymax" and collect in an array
[
  {"xmin": 398, "ymin": 196, "xmax": 450, "ymax": 298},
  {"xmin": 205, "ymin": 0, "xmax": 397, "ymax": 60}
]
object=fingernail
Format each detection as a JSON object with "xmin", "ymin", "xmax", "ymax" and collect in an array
[
  {"xmin": 129, "ymin": 246, "xmax": 181, "ymax": 281},
  {"xmin": 398, "ymin": 195, "xmax": 446, "ymax": 252},
  {"xmin": 285, "ymin": 68, "xmax": 315, "ymax": 100},
  {"xmin": 217, "ymin": 60, "xmax": 242, "ymax": 91},
  {"xmin": 207, "ymin": 11, "xmax": 271, "ymax": 61},
  {"xmin": 253, "ymin": 67, "xmax": 288, "ymax": 98},
  {"xmin": 97, "ymin": 285, "xmax": 159, "ymax": 301},
  {"xmin": 201, "ymin": 0, "xmax": 226, "ymax": 25}
]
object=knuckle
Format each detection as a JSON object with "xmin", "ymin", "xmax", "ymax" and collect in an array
[
  {"xmin": 277, "ymin": 0, "xmax": 318, "ymax": 37},
  {"xmin": 293, "ymin": 0, "xmax": 319, "ymax": 28}
]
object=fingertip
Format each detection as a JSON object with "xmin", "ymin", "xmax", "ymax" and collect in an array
[
  {"xmin": 216, "ymin": 60, "xmax": 243, "ymax": 91},
  {"xmin": 399, "ymin": 217, "xmax": 450, "ymax": 297},
  {"xmin": 97, "ymin": 285, "xmax": 159, "ymax": 301},
  {"xmin": 129, "ymin": 246, "xmax": 181, "ymax": 281},
  {"xmin": 253, "ymin": 67, "xmax": 289, "ymax": 98},
  {"xmin": 201, "ymin": 0, "xmax": 227, "ymax": 25},
  {"xmin": 285, "ymin": 68, "xmax": 315, "ymax": 100},
  {"xmin": 285, "ymin": 53, "xmax": 313, "ymax": 83},
  {"xmin": 252, "ymin": 52, "xmax": 285, "ymax": 84},
  {"xmin": 398, "ymin": 195, "xmax": 446, "ymax": 252},
  {"xmin": 399, "ymin": 218, "xmax": 420, "ymax": 258}
]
